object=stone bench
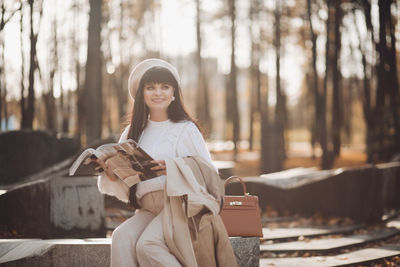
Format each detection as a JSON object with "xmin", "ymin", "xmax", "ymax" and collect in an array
[
  {"xmin": 225, "ymin": 163, "xmax": 400, "ymax": 223},
  {"xmin": 214, "ymin": 160, "xmax": 235, "ymax": 179},
  {"xmin": 0, "ymin": 237, "xmax": 259, "ymax": 267},
  {"xmin": 0, "ymin": 173, "xmax": 105, "ymax": 238}
]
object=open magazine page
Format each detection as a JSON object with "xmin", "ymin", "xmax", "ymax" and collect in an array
[
  {"xmin": 68, "ymin": 142, "xmax": 122, "ymax": 177},
  {"xmin": 109, "ymin": 141, "xmax": 163, "ymax": 181},
  {"xmin": 68, "ymin": 148, "xmax": 102, "ymax": 176},
  {"xmin": 69, "ymin": 139, "xmax": 163, "ymax": 185},
  {"xmin": 95, "ymin": 143, "xmax": 121, "ymax": 160}
]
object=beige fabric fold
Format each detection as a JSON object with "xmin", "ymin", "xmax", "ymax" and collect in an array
[{"xmin": 163, "ymin": 156, "xmax": 237, "ymax": 267}]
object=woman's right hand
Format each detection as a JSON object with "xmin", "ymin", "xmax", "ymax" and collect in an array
[{"xmin": 150, "ymin": 160, "xmax": 166, "ymax": 175}]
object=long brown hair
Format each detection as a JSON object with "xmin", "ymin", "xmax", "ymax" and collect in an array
[{"xmin": 127, "ymin": 66, "xmax": 202, "ymax": 141}]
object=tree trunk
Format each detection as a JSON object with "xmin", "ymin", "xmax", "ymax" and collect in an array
[
  {"xmin": 248, "ymin": 0, "xmax": 255, "ymax": 150},
  {"xmin": 21, "ymin": 0, "xmax": 37, "ymax": 129},
  {"xmin": 0, "ymin": 3, "xmax": 4, "ymax": 128},
  {"xmin": 354, "ymin": 6, "xmax": 373, "ymax": 162},
  {"xmin": 260, "ymin": 76, "xmax": 274, "ymax": 173},
  {"xmin": 73, "ymin": 0, "xmax": 84, "ymax": 140},
  {"xmin": 228, "ymin": 0, "xmax": 240, "ymax": 158},
  {"xmin": 44, "ymin": 14, "xmax": 58, "ymax": 131},
  {"xmin": 375, "ymin": 0, "xmax": 388, "ymax": 158},
  {"xmin": 0, "ymin": 1, "xmax": 18, "ymax": 130},
  {"xmin": 0, "ymin": 84, "xmax": 2, "ymax": 131},
  {"xmin": 224, "ymin": 74, "xmax": 232, "ymax": 141},
  {"xmin": 2, "ymin": 84, "xmax": 7, "ymax": 130},
  {"xmin": 331, "ymin": 0, "xmax": 342, "ymax": 156},
  {"xmin": 195, "ymin": 0, "xmax": 211, "ymax": 133},
  {"xmin": 60, "ymin": 88, "xmax": 70, "ymax": 133},
  {"xmin": 84, "ymin": 0, "xmax": 103, "ymax": 144},
  {"xmin": 320, "ymin": 0, "xmax": 333, "ymax": 169},
  {"xmin": 360, "ymin": 0, "xmax": 376, "ymax": 162},
  {"xmin": 273, "ymin": 1, "xmax": 285, "ymax": 171},
  {"xmin": 0, "ymin": 46, "xmax": 3, "ymax": 129},
  {"xmin": 248, "ymin": 0, "xmax": 261, "ymax": 151},
  {"xmin": 386, "ymin": 0, "xmax": 400, "ymax": 152},
  {"xmin": 116, "ymin": 0, "xmax": 126, "ymax": 128},
  {"xmin": 20, "ymin": 3, "xmax": 26, "ymax": 128},
  {"xmin": 195, "ymin": 0, "xmax": 203, "ymax": 122},
  {"xmin": 307, "ymin": 0, "xmax": 322, "ymax": 160}
]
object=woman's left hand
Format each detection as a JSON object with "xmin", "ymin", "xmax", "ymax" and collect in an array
[{"xmin": 150, "ymin": 160, "xmax": 166, "ymax": 175}]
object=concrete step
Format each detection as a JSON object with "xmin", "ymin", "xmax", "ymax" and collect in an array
[
  {"xmin": 261, "ymin": 224, "xmax": 362, "ymax": 241},
  {"xmin": 260, "ymin": 243, "xmax": 400, "ymax": 267},
  {"xmin": 0, "ymin": 237, "xmax": 259, "ymax": 267},
  {"xmin": 260, "ymin": 227, "xmax": 399, "ymax": 253}
]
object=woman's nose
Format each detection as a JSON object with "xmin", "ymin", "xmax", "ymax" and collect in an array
[{"xmin": 154, "ymin": 85, "xmax": 162, "ymax": 94}]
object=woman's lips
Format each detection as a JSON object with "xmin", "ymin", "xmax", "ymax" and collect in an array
[{"xmin": 152, "ymin": 98, "xmax": 165, "ymax": 103}]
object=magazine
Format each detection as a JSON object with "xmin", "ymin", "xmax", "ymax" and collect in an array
[{"xmin": 69, "ymin": 139, "xmax": 162, "ymax": 187}]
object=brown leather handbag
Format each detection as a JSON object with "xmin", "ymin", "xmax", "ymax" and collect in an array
[{"xmin": 219, "ymin": 176, "xmax": 263, "ymax": 237}]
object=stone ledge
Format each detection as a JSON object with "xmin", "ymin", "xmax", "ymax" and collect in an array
[
  {"xmin": 226, "ymin": 163, "xmax": 400, "ymax": 223},
  {"xmin": 0, "ymin": 176, "xmax": 105, "ymax": 238},
  {"xmin": 0, "ymin": 237, "xmax": 259, "ymax": 267}
]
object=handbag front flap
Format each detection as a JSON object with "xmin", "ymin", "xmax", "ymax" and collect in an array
[{"xmin": 222, "ymin": 195, "xmax": 259, "ymax": 210}]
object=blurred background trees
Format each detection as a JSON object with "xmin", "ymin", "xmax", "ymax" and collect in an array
[{"xmin": 1, "ymin": 0, "xmax": 400, "ymax": 173}]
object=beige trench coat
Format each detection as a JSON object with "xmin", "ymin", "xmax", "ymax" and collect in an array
[{"xmin": 163, "ymin": 156, "xmax": 238, "ymax": 267}]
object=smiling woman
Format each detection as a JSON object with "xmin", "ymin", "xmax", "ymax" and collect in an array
[{"xmin": 96, "ymin": 58, "xmax": 237, "ymax": 267}]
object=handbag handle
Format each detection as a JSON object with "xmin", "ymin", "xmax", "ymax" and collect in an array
[{"xmin": 224, "ymin": 176, "xmax": 248, "ymax": 196}]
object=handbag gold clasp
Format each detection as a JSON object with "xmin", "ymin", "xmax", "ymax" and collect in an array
[{"xmin": 229, "ymin": 201, "xmax": 242, "ymax": 206}]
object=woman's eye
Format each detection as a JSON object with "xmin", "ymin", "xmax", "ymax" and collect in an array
[
  {"xmin": 145, "ymin": 86, "xmax": 154, "ymax": 90},
  {"xmin": 162, "ymin": 85, "xmax": 170, "ymax": 90}
]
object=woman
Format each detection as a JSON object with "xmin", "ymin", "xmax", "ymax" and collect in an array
[{"xmin": 97, "ymin": 58, "xmax": 218, "ymax": 267}]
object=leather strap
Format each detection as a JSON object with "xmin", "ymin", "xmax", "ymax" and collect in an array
[{"xmin": 224, "ymin": 176, "xmax": 248, "ymax": 196}]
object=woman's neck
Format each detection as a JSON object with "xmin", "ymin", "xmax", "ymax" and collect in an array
[{"xmin": 149, "ymin": 111, "xmax": 169, "ymax": 122}]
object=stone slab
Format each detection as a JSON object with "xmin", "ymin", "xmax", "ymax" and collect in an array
[
  {"xmin": 0, "ymin": 175, "xmax": 105, "ymax": 238},
  {"xmin": 255, "ymin": 167, "xmax": 336, "ymax": 189},
  {"xmin": 260, "ymin": 243, "xmax": 400, "ymax": 267},
  {"xmin": 226, "ymin": 165, "xmax": 387, "ymax": 222},
  {"xmin": 50, "ymin": 177, "xmax": 104, "ymax": 232},
  {"xmin": 0, "ymin": 239, "xmax": 110, "ymax": 267},
  {"xmin": 260, "ymin": 227, "xmax": 399, "ymax": 252},
  {"xmin": 376, "ymin": 162, "xmax": 400, "ymax": 211},
  {"xmin": 0, "ymin": 237, "xmax": 259, "ymax": 267},
  {"xmin": 230, "ymin": 237, "xmax": 259, "ymax": 267},
  {"xmin": 0, "ymin": 239, "xmax": 40, "ymax": 258},
  {"xmin": 261, "ymin": 224, "xmax": 362, "ymax": 241},
  {"xmin": 214, "ymin": 160, "xmax": 235, "ymax": 179}
]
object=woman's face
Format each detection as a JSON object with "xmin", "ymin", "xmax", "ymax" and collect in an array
[{"xmin": 143, "ymin": 82, "xmax": 175, "ymax": 114}]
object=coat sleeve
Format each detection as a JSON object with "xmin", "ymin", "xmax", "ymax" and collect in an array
[
  {"xmin": 176, "ymin": 122, "xmax": 218, "ymax": 173},
  {"xmin": 96, "ymin": 126, "xmax": 131, "ymax": 202}
]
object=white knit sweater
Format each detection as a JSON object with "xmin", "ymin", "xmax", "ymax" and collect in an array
[{"xmin": 97, "ymin": 119, "xmax": 216, "ymax": 202}]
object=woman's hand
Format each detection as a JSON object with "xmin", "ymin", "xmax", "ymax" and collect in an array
[
  {"xmin": 150, "ymin": 160, "xmax": 166, "ymax": 175},
  {"xmin": 95, "ymin": 158, "xmax": 119, "ymax": 181}
]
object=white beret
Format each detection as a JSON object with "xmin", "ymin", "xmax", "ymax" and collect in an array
[{"xmin": 127, "ymin": 58, "xmax": 180, "ymax": 100}]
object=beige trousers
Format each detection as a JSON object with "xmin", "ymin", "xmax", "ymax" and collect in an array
[{"xmin": 110, "ymin": 190, "xmax": 181, "ymax": 267}]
